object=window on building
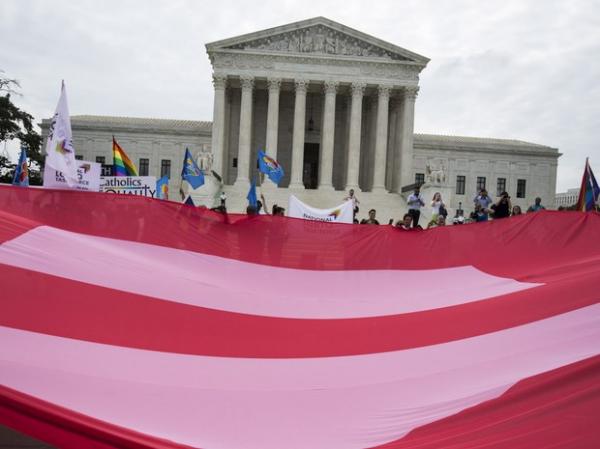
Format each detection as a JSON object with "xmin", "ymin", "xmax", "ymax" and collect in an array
[
  {"xmin": 139, "ymin": 158, "xmax": 149, "ymax": 176},
  {"xmin": 415, "ymin": 173, "xmax": 425, "ymax": 186},
  {"xmin": 75, "ymin": 155, "xmax": 83, "ymax": 160},
  {"xmin": 95, "ymin": 156, "xmax": 105, "ymax": 164},
  {"xmin": 496, "ymin": 178, "xmax": 506, "ymax": 196},
  {"xmin": 476, "ymin": 176, "xmax": 486, "ymax": 192},
  {"xmin": 517, "ymin": 179, "xmax": 527, "ymax": 198},
  {"xmin": 160, "ymin": 159, "xmax": 171, "ymax": 178},
  {"xmin": 232, "ymin": 157, "xmax": 238, "ymax": 168},
  {"xmin": 456, "ymin": 175, "xmax": 466, "ymax": 195}
]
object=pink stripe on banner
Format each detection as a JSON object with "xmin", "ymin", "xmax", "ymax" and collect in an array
[
  {"xmin": 0, "ymin": 226, "xmax": 540, "ymax": 318},
  {"xmin": 1, "ymin": 305, "xmax": 598, "ymax": 449}
]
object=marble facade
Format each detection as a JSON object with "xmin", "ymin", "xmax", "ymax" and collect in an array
[
  {"xmin": 40, "ymin": 17, "xmax": 561, "ymax": 223},
  {"xmin": 207, "ymin": 17, "xmax": 426, "ymax": 196}
]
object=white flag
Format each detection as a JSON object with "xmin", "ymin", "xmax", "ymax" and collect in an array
[{"xmin": 45, "ymin": 81, "xmax": 78, "ymax": 185}]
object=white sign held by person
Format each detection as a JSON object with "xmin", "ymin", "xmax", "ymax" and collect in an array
[
  {"xmin": 288, "ymin": 195, "xmax": 354, "ymax": 223},
  {"xmin": 43, "ymin": 159, "xmax": 101, "ymax": 191},
  {"xmin": 100, "ymin": 176, "xmax": 157, "ymax": 197}
]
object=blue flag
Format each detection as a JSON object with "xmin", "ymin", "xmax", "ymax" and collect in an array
[
  {"xmin": 181, "ymin": 148, "xmax": 204, "ymax": 189},
  {"xmin": 156, "ymin": 175, "xmax": 169, "ymax": 200},
  {"xmin": 247, "ymin": 179, "xmax": 257, "ymax": 208},
  {"xmin": 12, "ymin": 144, "xmax": 29, "ymax": 187},
  {"xmin": 184, "ymin": 195, "xmax": 195, "ymax": 206},
  {"xmin": 257, "ymin": 150, "xmax": 284, "ymax": 185}
]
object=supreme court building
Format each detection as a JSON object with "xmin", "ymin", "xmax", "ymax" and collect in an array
[{"xmin": 43, "ymin": 17, "xmax": 560, "ymax": 221}]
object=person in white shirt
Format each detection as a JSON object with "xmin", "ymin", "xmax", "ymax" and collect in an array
[
  {"xmin": 344, "ymin": 189, "xmax": 360, "ymax": 221},
  {"xmin": 407, "ymin": 187, "xmax": 425, "ymax": 228},
  {"xmin": 430, "ymin": 192, "xmax": 447, "ymax": 222}
]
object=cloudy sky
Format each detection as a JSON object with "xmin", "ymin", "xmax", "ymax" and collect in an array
[{"xmin": 1, "ymin": 0, "xmax": 598, "ymax": 192}]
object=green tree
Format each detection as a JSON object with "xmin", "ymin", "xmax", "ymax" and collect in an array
[{"xmin": 0, "ymin": 70, "xmax": 43, "ymax": 185}]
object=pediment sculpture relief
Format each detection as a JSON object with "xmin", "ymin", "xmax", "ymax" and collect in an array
[
  {"xmin": 226, "ymin": 25, "xmax": 409, "ymax": 61},
  {"xmin": 196, "ymin": 149, "xmax": 213, "ymax": 172},
  {"xmin": 425, "ymin": 160, "xmax": 447, "ymax": 186}
]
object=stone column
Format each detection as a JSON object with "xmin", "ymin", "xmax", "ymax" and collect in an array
[
  {"xmin": 372, "ymin": 85, "xmax": 391, "ymax": 193},
  {"xmin": 346, "ymin": 82, "xmax": 366, "ymax": 191},
  {"xmin": 210, "ymin": 74, "xmax": 227, "ymax": 179},
  {"xmin": 386, "ymin": 96, "xmax": 399, "ymax": 191},
  {"xmin": 265, "ymin": 78, "xmax": 281, "ymax": 160},
  {"xmin": 397, "ymin": 86, "xmax": 419, "ymax": 192},
  {"xmin": 318, "ymin": 81, "xmax": 338, "ymax": 190},
  {"xmin": 234, "ymin": 76, "xmax": 254, "ymax": 187},
  {"xmin": 289, "ymin": 79, "xmax": 308, "ymax": 189}
]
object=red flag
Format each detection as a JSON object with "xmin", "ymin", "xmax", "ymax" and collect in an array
[{"xmin": 0, "ymin": 186, "xmax": 599, "ymax": 449}]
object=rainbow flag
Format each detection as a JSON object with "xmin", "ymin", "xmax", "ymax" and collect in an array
[
  {"xmin": 575, "ymin": 158, "xmax": 599, "ymax": 212},
  {"xmin": 112, "ymin": 137, "xmax": 138, "ymax": 176}
]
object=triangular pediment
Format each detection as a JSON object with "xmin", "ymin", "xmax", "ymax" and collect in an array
[{"xmin": 206, "ymin": 17, "xmax": 429, "ymax": 64}]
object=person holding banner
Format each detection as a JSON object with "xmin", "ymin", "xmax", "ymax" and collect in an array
[
  {"xmin": 344, "ymin": 189, "xmax": 360, "ymax": 221},
  {"xmin": 360, "ymin": 209, "xmax": 379, "ymax": 225},
  {"xmin": 272, "ymin": 205, "xmax": 285, "ymax": 216},
  {"xmin": 396, "ymin": 213, "xmax": 413, "ymax": 230}
]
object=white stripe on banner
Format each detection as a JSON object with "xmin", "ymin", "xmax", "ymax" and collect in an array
[
  {"xmin": 0, "ymin": 226, "xmax": 540, "ymax": 318},
  {"xmin": 1, "ymin": 305, "xmax": 598, "ymax": 449}
]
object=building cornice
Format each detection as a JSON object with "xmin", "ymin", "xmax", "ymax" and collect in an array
[
  {"xmin": 40, "ymin": 116, "xmax": 212, "ymax": 137},
  {"xmin": 206, "ymin": 16, "xmax": 430, "ymax": 66},
  {"xmin": 209, "ymin": 51, "xmax": 421, "ymax": 86},
  {"xmin": 414, "ymin": 135, "xmax": 561, "ymax": 159}
]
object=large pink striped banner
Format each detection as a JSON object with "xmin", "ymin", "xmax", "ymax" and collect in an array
[{"xmin": 0, "ymin": 186, "xmax": 599, "ymax": 448}]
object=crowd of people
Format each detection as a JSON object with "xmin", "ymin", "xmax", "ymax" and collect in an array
[
  {"xmin": 211, "ymin": 184, "xmax": 553, "ymax": 229},
  {"xmin": 347, "ymin": 186, "xmax": 549, "ymax": 230}
]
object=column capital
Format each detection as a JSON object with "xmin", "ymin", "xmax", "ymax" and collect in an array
[
  {"xmin": 267, "ymin": 77, "xmax": 282, "ymax": 91},
  {"xmin": 403, "ymin": 86, "xmax": 419, "ymax": 101},
  {"xmin": 389, "ymin": 96, "xmax": 402, "ymax": 108},
  {"xmin": 377, "ymin": 85, "xmax": 392, "ymax": 99},
  {"xmin": 294, "ymin": 79, "xmax": 309, "ymax": 93},
  {"xmin": 212, "ymin": 74, "xmax": 227, "ymax": 90},
  {"xmin": 240, "ymin": 76, "xmax": 255, "ymax": 90},
  {"xmin": 323, "ymin": 80, "xmax": 339, "ymax": 95},
  {"xmin": 351, "ymin": 82, "xmax": 367, "ymax": 96}
]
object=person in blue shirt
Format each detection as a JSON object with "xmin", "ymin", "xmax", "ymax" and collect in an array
[
  {"xmin": 527, "ymin": 197, "xmax": 546, "ymax": 212},
  {"xmin": 473, "ymin": 189, "xmax": 493, "ymax": 220}
]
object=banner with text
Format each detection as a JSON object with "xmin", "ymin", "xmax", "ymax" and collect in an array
[
  {"xmin": 100, "ymin": 176, "xmax": 157, "ymax": 197},
  {"xmin": 43, "ymin": 158, "xmax": 101, "ymax": 192},
  {"xmin": 288, "ymin": 195, "xmax": 353, "ymax": 223}
]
